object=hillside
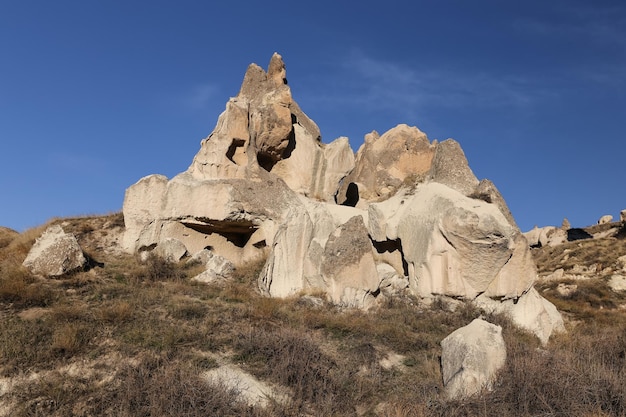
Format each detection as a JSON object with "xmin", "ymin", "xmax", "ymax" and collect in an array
[
  {"xmin": 0, "ymin": 214, "xmax": 625, "ymax": 416},
  {"xmin": 1, "ymin": 53, "xmax": 625, "ymax": 416}
]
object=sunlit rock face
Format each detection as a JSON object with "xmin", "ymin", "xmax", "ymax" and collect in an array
[{"xmin": 123, "ymin": 53, "xmax": 563, "ymax": 343}]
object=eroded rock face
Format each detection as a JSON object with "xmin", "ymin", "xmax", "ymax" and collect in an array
[
  {"xmin": 475, "ymin": 287, "xmax": 565, "ymax": 345},
  {"xmin": 369, "ymin": 183, "xmax": 535, "ymax": 301},
  {"xmin": 23, "ymin": 225, "xmax": 86, "ymax": 277},
  {"xmin": 258, "ymin": 200, "xmax": 374, "ymax": 307},
  {"xmin": 123, "ymin": 53, "xmax": 563, "ymax": 344},
  {"xmin": 441, "ymin": 319, "xmax": 506, "ymax": 399},
  {"xmin": 337, "ymin": 125, "xmax": 435, "ymax": 205}
]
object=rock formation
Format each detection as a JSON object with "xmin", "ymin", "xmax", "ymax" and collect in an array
[
  {"xmin": 598, "ymin": 215, "xmax": 613, "ymax": 225},
  {"xmin": 441, "ymin": 319, "xmax": 506, "ymax": 399},
  {"xmin": 122, "ymin": 53, "xmax": 563, "ymax": 343},
  {"xmin": 23, "ymin": 225, "xmax": 86, "ymax": 277}
]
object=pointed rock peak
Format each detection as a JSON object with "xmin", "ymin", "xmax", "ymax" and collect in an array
[
  {"xmin": 239, "ymin": 63, "xmax": 269, "ymax": 99},
  {"xmin": 238, "ymin": 53, "xmax": 288, "ymax": 99},
  {"xmin": 268, "ymin": 52, "xmax": 287, "ymax": 86},
  {"xmin": 364, "ymin": 130, "xmax": 380, "ymax": 143}
]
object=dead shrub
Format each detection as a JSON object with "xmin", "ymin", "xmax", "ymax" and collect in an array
[
  {"xmin": 98, "ymin": 300, "xmax": 134, "ymax": 323},
  {"xmin": 104, "ymin": 355, "xmax": 264, "ymax": 417},
  {"xmin": 0, "ymin": 265, "xmax": 56, "ymax": 308},
  {"xmin": 235, "ymin": 326, "xmax": 349, "ymax": 413},
  {"xmin": 0, "ymin": 317, "xmax": 54, "ymax": 375},
  {"xmin": 169, "ymin": 301, "xmax": 208, "ymax": 321},
  {"xmin": 134, "ymin": 254, "xmax": 186, "ymax": 282},
  {"xmin": 51, "ymin": 323, "xmax": 90, "ymax": 357}
]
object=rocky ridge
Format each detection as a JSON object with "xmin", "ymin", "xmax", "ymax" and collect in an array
[{"xmin": 121, "ymin": 53, "xmax": 563, "ymax": 344}]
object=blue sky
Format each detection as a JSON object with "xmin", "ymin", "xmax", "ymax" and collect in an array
[{"xmin": 1, "ymin": 1, "xmax": 624, "ymax": 232}]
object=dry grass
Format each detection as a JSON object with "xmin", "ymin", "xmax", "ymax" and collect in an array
[{"xmin": 1, "ymin": 213, "xmax": 626, "ymax": 416}]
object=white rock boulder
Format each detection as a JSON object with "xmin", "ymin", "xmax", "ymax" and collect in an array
[
  {"xmin": 598, "ymin": 215, "xmax": 613, "ymax": 224},
  {"xmin": 476, "ymin": 287, "xmax": 565, "ymax": 345},
  {"xmin": 441, "ymin": 319, "xmax": 506, "ymax": 399},
  {"xmin": 190, "ymin": 249, "xmax": 235, "ymax": 284},
  {"xmin": 23, "ymin": 225, "xmax": 86, "ymax": 277}
]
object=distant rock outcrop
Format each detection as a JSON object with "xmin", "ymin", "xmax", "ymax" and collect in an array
[
  {"xmin": 122, "ymin": 53, "xmax": 563, "ymax": 343},
  {"xmin": 598, "ymin": 215, "xmax": 613, "ymax": 225},
  {"xmin": 23, "ymin": 225, "xmax": 86, "ymax": 277}
]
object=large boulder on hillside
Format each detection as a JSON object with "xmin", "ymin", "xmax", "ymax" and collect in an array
[
  {"xmin": 369, "ymin": 182, "xmax": 536, "ymax": 301},
  {"xmin": 23, "ymin": 225, "xmax": 86, "ymax": 277},
  {"xmin": 441, "ymin": 319, "xmax": 506, "ymax": 399}
]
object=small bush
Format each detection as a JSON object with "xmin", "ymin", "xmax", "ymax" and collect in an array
[
  {"xmin": 236, "ymin": 327, "xmax": 349, "ymax": 413},
  {"xmin": 105, "ymin": 355, "xmax": 264, "ymax": 417}
]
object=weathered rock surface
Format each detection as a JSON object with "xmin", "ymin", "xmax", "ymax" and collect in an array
[
  {"xmin": 523, "ymin": 226, "xmax": 567, "ymax": 248},
  {"xmin": 608, "ymin": 274, "xmax": 626, "ymax": 292},
  {"xmin": 155, "ymin": 237, "xmax": 187, "ymax": 263},
  {"xmin": 123, "ymin": 53, "xmax": 563, "ymax": 344},
  {"xmin": 476, "ymin": 287, "xmax": 565, "ymax": 345},
  {"xmin": 23, "ymin": 225, "xmax": 86, "ymax": 277},
  {"xmin": 258, "ymin": 200, "xmax": 376, "ymax": 307},
  {"xmin": 190, "ymin": 249, "xmax": 235, "ymax": 284},
  {"xmin": 337, "ymin": 125, "xmax": 435, "ymax": 205},
  {"xmin": 621, "ymin": 209, "xmax": 626, "ymax": 222},
  {"xmin": 441, "ymin": 319, "xmax": 506, "ymax": 399},
  {"xmin": 369, "ymin": 183, "xmax": 535, "ymax": 301},
  {"xmin": 598, "ymin": 215, "xmax": 613, "ymax": 224}
]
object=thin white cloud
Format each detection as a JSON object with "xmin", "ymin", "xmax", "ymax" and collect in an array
[
  {"xmin": 306, "ymin": 50, "xmax": 543, "ymax": 119},
  {"xmin": 514, "ymin": 3, "xmax": 626, "ymax": 50},
  {"xmin": 47, "ymin": 151, "xmax": 106, "ymax": 173},
  {"xmin": 180, "ymin": 83, "xmax": 219, "ymax": 111}
]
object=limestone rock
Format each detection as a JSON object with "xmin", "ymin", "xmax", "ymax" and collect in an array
[
  {"xmin": 123, "ymin": 54, "xmax": 355, "ymax": 266},
  {"xmin": 369, "ymin": 182, "xmax": 534, "ymax": 301},
  {"xmin": 190, "ymin": 249, "xmax": 235, "ymax": 284},
  {"xmin": 23, "ymin": 225, "xmax": 86, "ymax": 277},
  {"xmin": 377, "ymin": 263, "xmax": 409, "ymax": 296},
  {"xmin": 621, "ymin": 209, "xmax": 626, "ymax": 222},
  {"xmin": 155, "ymin": 238, "xmax": 187, "ymax": 263},
  {"xmin": 608, "ymin": 274, "xmax": 626, "ymax": 292},
  {"xmin": 441, "ymin": 319, "xmax": 506, "ymax": 399},
  {"xmin": 259, "ymin": 200, "xmax": 371, "ymax": 304},
  {"xmin": 470, "ymin": 179, "xmax": 517, "ymax": 229},
  {"xmin": 598, "ymin": 215, "xmax": 613, "ymax": 224},
  {"xmin": 523, "ymin": 226, "xmax": 566, "ymax": 248},
  {"xmin": 271, "ymin": 134, "xmax": 354, "ymax": 201},
  {"xmin": 123, "ymin": 171, "xmax": 302, "ymax": 267},
  {"xmin": 476, "ymin": 287, "xmax": 565, "ymax": 345},
  {"xmin": 202, "ymin": 360, "xmax": 288, "ymax": 407},
  {"xmin": 556, "ymin": 282, "xmax": 577, "ymax": 297},
  {"xmin": 321, "ymin": 216, "xmax": 380, "ymax": 308},
  {"xmin": 428, "ymin": 139, "xmax": 479, "ymax": 196},
  {"xmin": 337, "ymin": 124, "xmax": 435, "ymax": 205},
  {"xmin": 121, "ymin": 52, "xmax": 563, "ymax": 345}
]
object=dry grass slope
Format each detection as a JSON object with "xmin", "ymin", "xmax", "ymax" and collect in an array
[{"xmin": 0, "ymin": 214, "xmax": 625, "ymax": 416}]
